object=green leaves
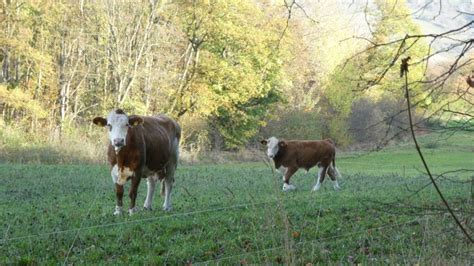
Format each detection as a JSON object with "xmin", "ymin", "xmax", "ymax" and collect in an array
[
  {"xmin": 321, "ymin": 0, "xmax": 430, "ymax": 145},
  {"xmin": 171, "ymin": 0, "xmax": 285, "ymax": 149}
]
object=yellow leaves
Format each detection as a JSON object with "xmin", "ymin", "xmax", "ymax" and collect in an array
[{"xmin": 0, "ymin": 85, "xmax": 48, "ymax": 119}]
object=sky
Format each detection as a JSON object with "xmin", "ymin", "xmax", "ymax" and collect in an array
[{"xmin": 328, "ymin": 0, "xmax": 473, "ymax": 63}]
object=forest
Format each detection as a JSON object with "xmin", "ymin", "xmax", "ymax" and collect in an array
[
  {"xmin": 2, "ymin": 0, "xmax": 471, "ymax": 161},
  {"xmin": 1, "ymin": 0, "xmax": 473, "ymax": 264}
]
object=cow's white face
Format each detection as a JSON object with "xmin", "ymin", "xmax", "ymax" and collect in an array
[
  {"xmin": 263, "ymin": 136, "xmax": 280, "ymax": 158},
  {"xmin": 106, "ymin": 111, "xmax": 130, "ymax": 152},
  {"xmin": 92, "ymin": 109, "xmax": 143, "ymax": 153}
]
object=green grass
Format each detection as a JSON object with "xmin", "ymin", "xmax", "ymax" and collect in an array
[{"xmin": 0, "ymin": 132, "xmax": 473, "ymax": 264}]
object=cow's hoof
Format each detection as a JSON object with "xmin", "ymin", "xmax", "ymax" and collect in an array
[
  {"xmin": 114, "ymin": 206, "xmax": 123, "ymax": 216},
  {"xmin": 333, "ymin": 185, "xmax": 341, "ymax": 191},
  {"xmin": 163, "ymin": 205, "xmax": 172, "ymax": 212},
  {"xmin": 282, "ymin": 183, "xmax": 296, "ymax": 192},
  {"xmin": 143, "ymin": 206, "xmax": 153, "ymax": 211},
  {"xmin": 128, "ymin": 207, "xmax": 139, "ymax": 215}
]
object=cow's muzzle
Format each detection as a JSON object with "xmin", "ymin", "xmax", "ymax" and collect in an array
[{"xmin": 113, "ymin": 138, "xmax": 125, "ymax": 147}]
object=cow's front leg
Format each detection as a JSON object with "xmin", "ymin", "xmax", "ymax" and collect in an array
[
  {"xmin": 282, "ymin": 167, "xmax": 297, "ymax": 191},
  {"xmin": 128, "ymin": 175, "xmax": 141, "ymax": 215},
  {"xmin": 278, "ymin": 166, "xmax": 288, "ymax": 178},
  {"xmin": 114, "ymin": 183, "xmax": 124, "ymax": 215}
]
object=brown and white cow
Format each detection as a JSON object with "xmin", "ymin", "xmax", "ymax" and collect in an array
[
  {"xmin": 261, "ymin": 136, "xmax": 341, "ymax": 192},
  {"xmin": 93, "ymin": 109, "xmax": 181, "ymax": 215}
]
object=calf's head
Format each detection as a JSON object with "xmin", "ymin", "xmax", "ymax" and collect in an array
[
  {"xmin": 260, "ymin": 136, "xmax": 286, "ymax": 158},
  {"xmin": 93, "ymin": 109, "xmax": 143, "ymax": 152}
]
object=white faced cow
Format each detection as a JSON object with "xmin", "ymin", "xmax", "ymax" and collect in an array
[
  {"xmin": 261, "ymin": 136, "xmax": 341, "ymax": 192},
  {"xmin": 93, "ymin": 109, "xmax": 181, "ymax": 215}
]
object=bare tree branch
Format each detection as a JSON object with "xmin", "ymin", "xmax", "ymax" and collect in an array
[{"xmin": 401, "ymin": 58, "xmax": 473, "ymax": 243}]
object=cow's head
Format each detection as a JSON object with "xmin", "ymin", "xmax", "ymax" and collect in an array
[
  {"xmin": 260, "ymin": 136, "xmax": 286, "ymax": 158},
  {"xmin": 93, "ymin": 109, "xmax": 144, "ymax": 152}
]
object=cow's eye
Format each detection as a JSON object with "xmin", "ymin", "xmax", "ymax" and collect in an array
[{"xmin": 107, "ymin": 124, "xmax": 112, "ymax": 131}]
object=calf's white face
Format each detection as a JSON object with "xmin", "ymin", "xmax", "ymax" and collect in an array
[{"xmin": 264, "ymin": 137, "xmax": 280, "ymax": 158}]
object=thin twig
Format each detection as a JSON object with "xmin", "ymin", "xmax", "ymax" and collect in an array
[{"xmin": 401, "ymin": 57, "xmax": 473, "ymax": 243}]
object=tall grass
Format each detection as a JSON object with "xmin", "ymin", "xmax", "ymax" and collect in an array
[{"xmin": 0, "ymin": 125, "xmax": 106, "ymax": 164}]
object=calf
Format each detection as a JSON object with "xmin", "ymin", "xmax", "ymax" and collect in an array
[
  {"xmin": 93, "ymin": 109, "xmax": 181, "ymax": 215},
  {"xmin": 261, "ymin": 136, "xmax": 341, "ymax": 191}
]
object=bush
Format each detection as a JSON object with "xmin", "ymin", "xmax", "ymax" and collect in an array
[
  {"xmin": 259, "ymin": 109, "xmax": 323, "ymax": 141},
  {"xmin": 348, "ymin": 97, "xmax": 386, "ymax": 144},
  {"xmin": 348, "ymin": 96, "xmax": 424, "ymax": 148}
]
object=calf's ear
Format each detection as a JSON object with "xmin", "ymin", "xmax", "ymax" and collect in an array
[
  {"xmin": 128, "ymin": 115, "xmax": 144, "ymax": 127},
  {"xmin": 278, "ymin": 140, "xmax": 287, "ymax": 147},
  {"xmin": 260, "ymin": 139, "xmax": 268, "ymax": 145},
  {"xmin": 92, "ymin": 117, "xmax": 107, "ymax": 127}
]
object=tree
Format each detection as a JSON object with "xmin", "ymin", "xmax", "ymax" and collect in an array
[
  {"xmin": 321, "ymin": 0, "xmax": 429, "ymax": 145},
  {"xmin": 169, "ymin": 0, "xmax": 288, "ymax": 149}
]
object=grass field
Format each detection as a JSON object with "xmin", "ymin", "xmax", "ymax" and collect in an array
[{"xmin": 0, "ymin": 133, "xmax": 473, "ymax": 264}]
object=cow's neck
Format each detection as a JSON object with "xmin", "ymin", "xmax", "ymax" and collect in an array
[{"xmin": 272, "ymin": 148, "xmax": 285, "ymax": 168}]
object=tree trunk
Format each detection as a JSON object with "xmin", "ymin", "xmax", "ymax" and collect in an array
[
  {"xmin": 58, "ymin": 36, "xmax": 68, "ymax": 134},
  {"xmin": 1, "ymin": 48, "xmax": 9, "ymax": 82}
]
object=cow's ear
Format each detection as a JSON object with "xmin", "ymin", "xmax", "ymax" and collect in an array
[
  {"xmin": 128, "ymin": 116, "xmax": 144, "ymax": 127},
  {"xmin": 260, "ymin": 139, "xmax": 268, "ymax": 145},
  {"xmin": 92, "ymin": 117, "xmax": 107, "ymax": 127},
  {"xmin": 278, "ymin": 140, "xmax": 287, "ymax": 147}
]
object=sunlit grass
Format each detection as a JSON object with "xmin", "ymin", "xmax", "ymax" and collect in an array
[{"xmin": 0, "ymin": 132, "xmax": 472, "ymax": 264}]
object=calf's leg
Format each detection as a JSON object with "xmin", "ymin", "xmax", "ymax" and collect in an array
[
  {"xmin": 282, "ymin": 167, "xmax": 297, "ymax": 191},
  {"xmin": 328, "ymin": 166, "xmax": 341, "ymax": 190},
  {"xmin": 312, "ymin": 166, "xmax": 328, "ymax": 191},
  {"xmin": 278, "ymin": 166, "xmax": 288, "ymax": 181}
]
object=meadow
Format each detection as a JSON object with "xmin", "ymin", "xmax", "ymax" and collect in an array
[{"xmin": 0, "ymin": 132, "xmax": 472, "ymax": 264}]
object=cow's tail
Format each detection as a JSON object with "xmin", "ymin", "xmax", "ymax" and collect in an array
[
  {"xmin": 160, "ymin": 180, "xmax": 165, "ymax": 196},
  {"xmin": 174, "ymin": 121, "xmax": 181, "ymax": 170},
  {"xmin": 327, "ymin": 139, "xmax": 340, "ymax": 177},
  {"xmin": 175, "ymin": 121, "xmax": 182, "ymax": 143},
  {"xmin": 325, "ymin": 138, "xmax": 335, "ymax": 145},
  {"xmin": 332, "ymin": 156, "xmax": 341, "ymax": 178}
]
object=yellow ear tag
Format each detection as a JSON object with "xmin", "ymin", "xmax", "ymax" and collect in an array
[{"xmin": 133, "ymin": 121, "xmax": 139, "ymax": 127}]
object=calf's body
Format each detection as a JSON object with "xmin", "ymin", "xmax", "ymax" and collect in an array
[{"xmin": 261, "ymin": 137, "xmax": 341, "ymax": 191}]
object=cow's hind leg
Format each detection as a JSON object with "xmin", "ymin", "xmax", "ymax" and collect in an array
[
  {"xmin": 328, "ymin": 166, "xmax": 341, "ymax": 191},
  {"xmin": 143, "ymin": 175, "xmax": 158, "ymax": 210},
  {"xmin": 312, "ymin": 165, "xmax": 328, "ymax": 192}
]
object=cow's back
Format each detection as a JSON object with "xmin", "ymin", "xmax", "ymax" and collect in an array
[
  {"xmin": 139, "ymin": 115, "xmax": 181, "ymax": 172},
  {"xmin": 281, "ymin": 140, "xmax": 335, "ymax": 169}
]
